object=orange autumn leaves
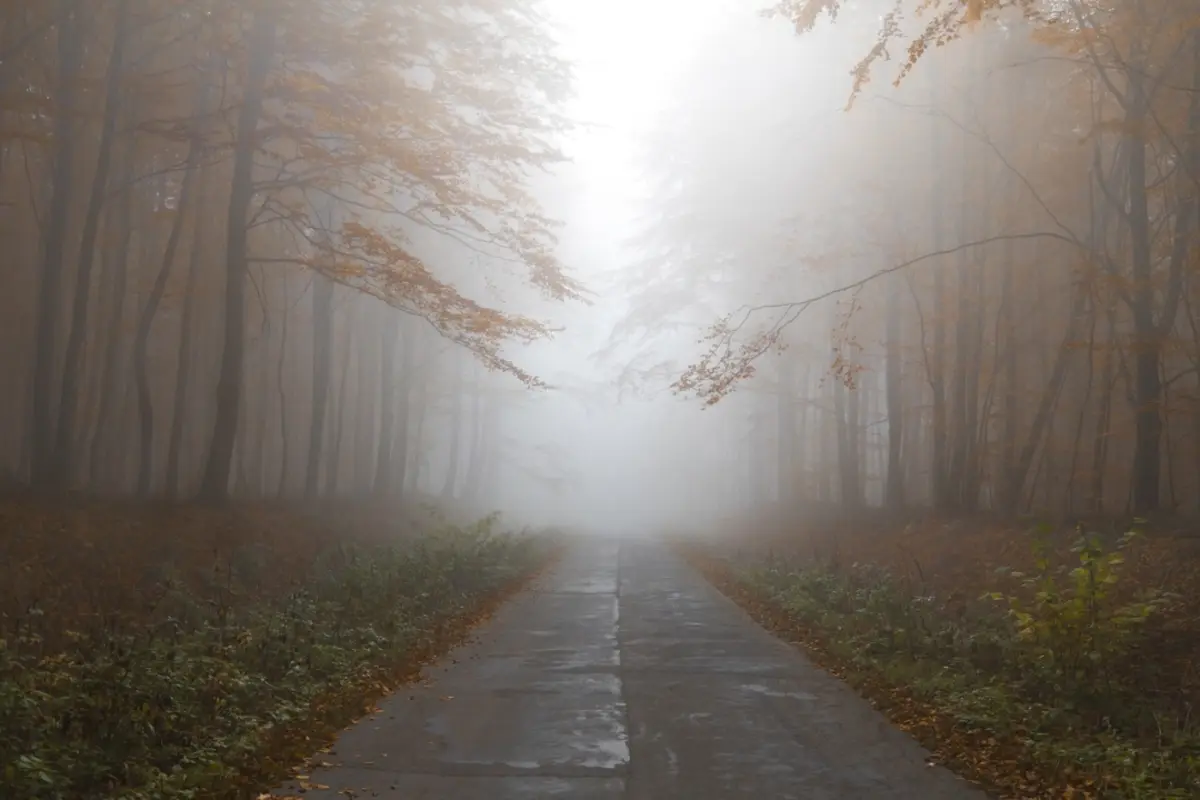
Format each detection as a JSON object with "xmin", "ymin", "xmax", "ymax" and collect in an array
[{"xmin": 215, "ymin": 0, "xmax": 582, "ymax": 384}]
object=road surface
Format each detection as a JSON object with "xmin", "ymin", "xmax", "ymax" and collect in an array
[{"xmin": 272, "ymin": 537, "xmax": 987, "ymax": 799}]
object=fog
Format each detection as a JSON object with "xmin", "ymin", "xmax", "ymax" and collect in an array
[{"xmin": 3, "ymin": 0, "xmax": 1198, "ymax": 529}]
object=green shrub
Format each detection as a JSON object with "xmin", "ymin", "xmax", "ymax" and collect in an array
[
  {"xmin": 984, "ymin": 526, "xmax": 1172, "ymax": 704},
  {"xmin": 0, "ymin": 520, "xmax": 549, "ymax": 800},
  {"xmin": 722, "ymin": 524, "xmax": 1196, "ymax": 797}
]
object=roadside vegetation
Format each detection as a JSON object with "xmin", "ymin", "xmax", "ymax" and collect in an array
[
  {"xmin": 0, "ymin": 499, "xmax": 558, "ymax": 800},
  {"xmin": 681, "ymin": 519, "xmax": 1200, "ymax": 800}
]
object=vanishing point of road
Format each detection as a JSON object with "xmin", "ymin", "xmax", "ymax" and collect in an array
[{"xmin": 272, "ymin": 536, "xmax": 987, "ymax": 799}]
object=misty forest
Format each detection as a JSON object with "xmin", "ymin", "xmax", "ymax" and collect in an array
[{"xmin": 3, "ymin": 0, "xmax": 1200, "ymax": 798}]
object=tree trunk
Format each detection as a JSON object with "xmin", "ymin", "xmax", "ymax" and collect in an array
[
  {"xmin": 198, "ymin": 8, "xmax": 276, "ymax": 502},
  {"xmin": 326, "ymin": 317, "xmax": 354, "ymax": 497},
  {"xmin": 87, "ymin": 130, "xmax": 136, "ymax": 487},
  {"xmin": 440, "ymin": 356, "xmax": 463, "ymax": 500},
  {"xmin": 373, "ymin": 313, "xmax": 400, "ymax": 495},
  {"xmin": 777, "ymin": 354, "xmax": 796, "ymax": 503},
  {"xmin": 847, "ymin": 381, "xmax": 862, "ymax": 508},
  {"xmin": 834, "ymin": 372, "xmax": 856, "ymax": 509},
  {"xmin": 165, "ymin": 180, "xmax": 208, "ymax": 499},
  {"xmin": 30, "ymin": 0, "xmax": 84, "ymax": 485},
  {"xmin": 134, "ymin": 100, "xmax": 203, "ymax": 496},
  {"xmin": 304, "ymin": 275, "xmax": 334, "ymax": 497},
  {"xmin": 462, "ymin": 368, "xmax": 487, "ymax": 501},
  {"xmin": 250, "ymin": 311, "xmax": 272, "ymax": 495},
  {"xmin": 50, "ymin": 0, "xmax": 131, "ymax": 488},
  {"xmin": 1091, "ymin": 302, "xmax": 1117, "ymax": 513},
  {"xmin": 1123, "ymin": 42, "xmax": 1200, "ymax": 513},
  {"xmin": 274, "ymin": 274, "xmax": 291, "ymax": 499},
  {"xmin": 1007, "ymin": 282, "xmax": 1089, "ymax": 506},
  {"xmin": 408, "ymin": 381, "xmax": 427, "ymax": 494},
  {"xmin": 885, "ymin": 286, "xmax": 904, "ymax": 509},
  {"xmin": 390, "ymin": 324, "xmax": 414, "ymax": 496}
]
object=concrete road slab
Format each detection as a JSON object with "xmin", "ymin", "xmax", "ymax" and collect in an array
[{"xmin": 271, "ymin": 536, "xmax": 987, "ymax": 800}]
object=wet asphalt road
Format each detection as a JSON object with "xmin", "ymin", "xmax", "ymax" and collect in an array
[{"xmin": 272, "ymin": 536, "xmax": 987, "ymax": 799}]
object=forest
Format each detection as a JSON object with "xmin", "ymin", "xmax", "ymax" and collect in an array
[
  {"xmin": 652, "ymin": 1, "xmax": 1200, "ymax": 796},
  {"xmin": 3, "ymin": 0, "xmax": 1200, "ymax": 797},
  {"xmin": 0, "ymin": 0, "xmax": 586, "ymax": 505},
  {"xmin": 637, "ymin": 0, "xmax": 1200, "ymax": 521},
  {"xmin": 0, "ymin": 1, "xmax": 577, "ymax": 796}
]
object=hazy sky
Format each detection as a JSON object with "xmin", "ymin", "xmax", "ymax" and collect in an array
[
  {"xmin": 478, "ymin": 0, "xmax": 878, "ymax": 530},
  {"xmin": 481, "ymin": 0, "xmax": 742, "ymax": 529}
]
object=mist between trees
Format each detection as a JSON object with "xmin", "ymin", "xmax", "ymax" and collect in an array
[
  {"xmin": 4, "ymin": 0, "xmax": 1200, "ymax": 521},
  {"xmin": 637, "ymin": 0, "xmax": 1200, "ymax": 521},
  {"xmin": 0, "ymin": 0, "xmax": 584, "ymax": 506}
]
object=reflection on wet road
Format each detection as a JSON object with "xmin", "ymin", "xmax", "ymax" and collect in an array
[{"xmin": 272, "ymin": 537, "xmax": 986, "ymax": 799}]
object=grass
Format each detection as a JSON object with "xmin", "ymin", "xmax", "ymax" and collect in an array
[
  {"xmin": 679, "ymin": 520, "xmax": 1200, "ymax": 800},
  {"xmin": 0, "ymin": 499, "xmax": 559, "ymax": 799}
]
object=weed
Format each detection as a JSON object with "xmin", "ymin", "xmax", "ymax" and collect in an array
[
  {"xmin": 0, "ymin": 510, "xmax": 554, "ymax": 799},
  {"xmin": 683, "ymin": 523, "xmax": 1200, "ymax": 799}
]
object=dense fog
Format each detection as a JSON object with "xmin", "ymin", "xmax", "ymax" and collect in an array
[{"xmin": 2, "ymin": 0, "xmax": 1197, "ymax": 531}]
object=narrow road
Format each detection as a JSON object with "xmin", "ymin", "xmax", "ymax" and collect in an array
[{"xmin": 273, "ymin": 537, "xmax": 986, "ymax": 799}]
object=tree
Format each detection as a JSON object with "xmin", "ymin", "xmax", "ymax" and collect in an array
[{"xmin": 0, "ymin": 0, "xmax": 582, "ymax": 503}]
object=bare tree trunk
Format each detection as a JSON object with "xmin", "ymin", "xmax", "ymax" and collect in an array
[
  {"xmin": 440, "ymin": 355, "xmax": 463, "ymax": 500},
  {"xmin": 408, "ymin": 381, "xmax": 427, "ymax": 494},
  {"xmin": 30, "ymin": 0, "xmax": 84, "ymax": 485},
  {"xmin": 847, "ymin": 382, "xmax": 862, "ymax": 508},
  {"xmin": 274, "ymin": 274, "xmax": 291, "ymax": 499},
  {"xmin": 999, "ymin": 241, "xmax": 1019, "ymax": 513},
  {"xmin": 352, "ymin": 331, "xmax": 376, "ymax": 495},
  {"xmin": 462, "ymin": 367, "xmax": 487, "ymax": 501},
  {"xmin": 1127, "ymin": 106, "xmax": 1164, "ymax": 514},
  {"xmin": 164, "ymin": 181, "xmax": 208, "ymax": 499},
  {"xmin": 1125, "ymin": 40, "xmax": 1200, "ymax": 513},
  {"xmin": 885, "ymin": 286, "xmax": 904, "ymax": 509},
  {"xmin": 87, "ymin": 134, "xmax": 136, "ymax": 487},
  {"xmin": 199, "ymin": 8, "xmax": 276, "ymax": 502},
  {"xmin": 51, "ymin": 0, "xmax": 131, "ymax": 488},
  {"xmin": 777, "ymin": 354, "xmax": 796, "ymax": 503},
  {"xmin": 834, "ymin": 371, "xmax": 855, "ymax": 509},
  {"xmin": 250, "ymin": 312, "xmax": 272, "ymax": 496},
  {"xmin": 795, "ymin": 367, "xmax": 811, "ymax": 501},
  {"xmin": 1003, "ymin": 282, "xmax": 1089, "ymax": 507},
  {"xmin": 373, "ymin": 312, "xmax": 399, "ymax": 495},
  {"xmin": 1091, "ymin": 302, "xmax": 1117, "ymax": 513},
  {"xmin": 304, "ymin": 276, "xmax": 334, "ymax": 497},
  {"xmin": 1065, "ymin": 296, "xmax": 1098, "ymax": 513},
  {"xmin": 133, "ymin": 101, "xmax": 203, "ymax": 496},
  {"xmin": 326, "ymin": 318, "xmax": 353, "ymax": 497},
  {"xmin": 390, "ymin": 323, "xmax": 414, "ymax": 497},
  {"xmin": 927, "ymin": 77, "xmax": 950, "ymax": 512}
]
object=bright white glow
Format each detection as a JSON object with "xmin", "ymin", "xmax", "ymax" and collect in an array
[
  {"xmin": 547, "ymin": 0, "xmax": 733, "ymax": 227},
  {"xmin": 482, "ymin": 0, "xmax": 740, "ymax": 530}
]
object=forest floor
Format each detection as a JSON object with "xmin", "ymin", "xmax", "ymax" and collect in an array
[
  {"xmin": 678, "ymin": 515, "xmax": 1200, "ymax": 799},
  {"xmin": 0, "ymin": 496, "xmax": 560, "ymax": 800}
]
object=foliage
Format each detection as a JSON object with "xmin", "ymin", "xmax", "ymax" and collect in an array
[
  {"xmin": 0, "ymin": 0, "xmax": 584, "ymax": 501},
  {"xmin": 683, "ymin": 525, "xmax": 1200, "ymax": 798},
  {"xmin": 984, "ymin": 526, "xmax": 1174, "ymax": 702},
  {"xmin": 0, "ymin": 511, "xmax": 555, "ymax": 800}
]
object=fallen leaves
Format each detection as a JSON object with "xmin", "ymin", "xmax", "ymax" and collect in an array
[
  {"xmin": 674, "ymin": 539, "xmax": 1198, "ymax": 799},
  {"xmin": 2, "ymin": 507, "xmax": 563, "ymax": 799}
]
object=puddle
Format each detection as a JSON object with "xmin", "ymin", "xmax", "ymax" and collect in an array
[
  {"xmin": 570, "ymin": 735, "xmax": 630, "ymax": 769},
  {"xmin": 740, "ymin": 683, "xmax": 817, "ymax": 701}
]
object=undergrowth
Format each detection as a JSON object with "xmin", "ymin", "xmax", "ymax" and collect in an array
[
  {"xmin": 0, "ymin": 511, "xmax": 554, "ymax": 799},
  {"xmin": 688, "ymin": 525, "xmax": 1200, "ymax": 799}
]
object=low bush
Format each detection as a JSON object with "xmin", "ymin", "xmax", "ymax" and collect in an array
[{"xmin": 0, "ymin": 511, "xmax": 554, "ymax": 800}]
